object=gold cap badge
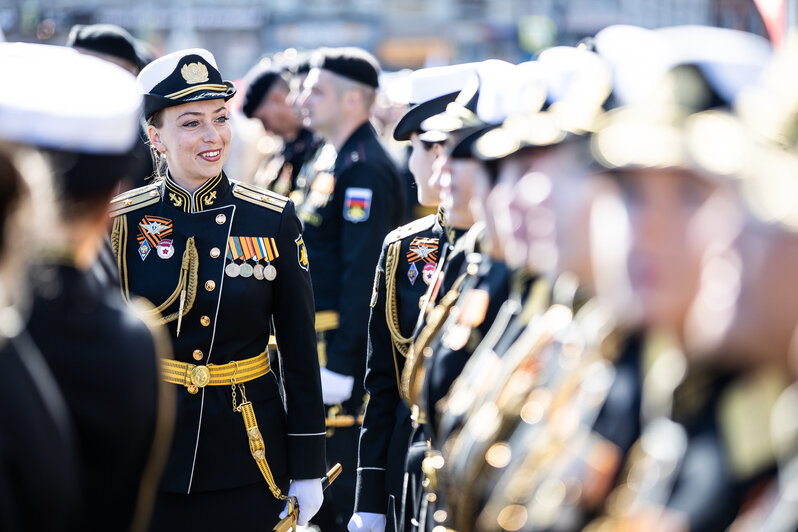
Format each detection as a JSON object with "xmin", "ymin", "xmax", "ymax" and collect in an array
[{"xmin": 181, "ymin": 62, "xmax": 209, "ymax": 85}]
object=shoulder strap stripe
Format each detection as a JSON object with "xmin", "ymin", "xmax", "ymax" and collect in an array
[
  {"xmin": 232, "ymin": 183, "xmax": 287, "ymax": 214},
  {"xmin": 385, "ymin": 214, "xmax": 437, "ymax": 244},
  {"xmin": 109, "ymin": 184, "xmax": 161, "ymax": 217}
]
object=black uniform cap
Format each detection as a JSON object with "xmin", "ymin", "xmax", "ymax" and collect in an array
[
  {"xmin": 242, "ymin": 64, "xmax": 284, "ymax": 118},
  {"xmin": 311, "ymin": 47, "xmax": 380, "ymax": 88},
  {"xmin": 393, "ymin": 92, "xmax": 461, "ymax": 142},
  {"xmin": 67, "ymin": 24, "xmax": 148, "ymax": 72},
  {"xmin": 450, "ymin": 124, "xmax": 497, "ymax": 159}
]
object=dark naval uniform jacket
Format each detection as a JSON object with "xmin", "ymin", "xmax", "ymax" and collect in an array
[
  {"xmin": 109, "ymin": 171, "xmax": 327, "ymax": 493},
  {"xmin": 0, "ymin": 328, "xmax": 79, "ymax": 532},
  {"xmin": 26, "ymin": 260, "xmax": 173, "ymax": 531},
  {"xmin": 298, "ymin": 121, "xmax": 406, "ymax": 390},
  {"xmin": 355, "ymin": 209, "xmax": 446, "ymax": 516}
]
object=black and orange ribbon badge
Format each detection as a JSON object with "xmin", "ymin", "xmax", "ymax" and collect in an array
[
  {"xmin": 407, "ymin": 237, "xmax": 439, "ymax": 265},
  {"xmin": 136, "ymin": 216, "xmax": 173, "ymax": 261},
  {"xmin": 406, "ymin": 237, "xmax": 439, "ymax": 286}
]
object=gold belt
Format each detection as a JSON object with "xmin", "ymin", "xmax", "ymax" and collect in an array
[
  {"xmin": 161, "ymin": 350, "xmax": 270, "ymax": 394},
  {"xmin": 161, "ymin": 350, "xmax": 298, "ymax": 528}
]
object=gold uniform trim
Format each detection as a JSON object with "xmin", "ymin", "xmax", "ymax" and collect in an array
[
  {"xmin": 161, "ymin": 350, "xmax": 271, "ymax": 388},
  {"xmin": 384, "ymin": 214, "xmax": 437, "ymax": 245},
  {"xmin": 110, "ymin": 214, "xmax": 199, "ymax": 329},
  {"xmin": 109, "ymin": 184, "xmax": 161, "ymax": 217},
  {"xmin": 193, "ymin": 171, "xmax": 223, "ymax": 212},
  {"xmin": 165, "ymin": 83, "xmax": 229, "ymax": 100},
  {"xmin": 315, "ymin": 310, "xmax": 340, "ymax": 332},
  {"xmin": 385, "ymin": 240, "xmax": 412, "ymax": 357},
  {"xmin": 163, "ymin": 349, "xmax": 289, "ymax": 507},
  {"xmin": 164, "ymin": 179, "xmax": 191, "ymax": 212},
  {"xmin": 232, "ymin": 181, "xmax": 288, "ymax": 213}
]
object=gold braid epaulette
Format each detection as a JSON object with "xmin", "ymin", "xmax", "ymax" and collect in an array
[
  {"xmin": 111, "ymin": 213, "xmax": 199, "ymax": 326},
  {"xmin": 231, "ymin": 181, "xmax": 288, "ymax": 214},
  {"xmin": 146, "ymin": 237, "xmax": 199, "ymax": 325},
  {"xmin": 385, "ymin": 241, "xmax": 411, "ymax": 357},
  {"xmin": 111, "ymin": 215, "xmax": 131, "ymax": 300}
]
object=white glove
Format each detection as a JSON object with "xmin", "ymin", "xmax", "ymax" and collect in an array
[
  {"xmin": 278, "ymin": 478, "xmax": 324, "ymax": 527},
  {"xmin": 320, "ymin": 367, "xmax": 354, "ymax": 404},
  {"xmin": 347, "ymin": 512, "xmax": 387, "ymax": 532}
]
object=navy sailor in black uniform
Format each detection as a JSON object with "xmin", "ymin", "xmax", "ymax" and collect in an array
[
  {"xmin": 348, "ymin": 63, "xmax": 478, "ymax": 532},
  {"xmin": 0, "ymin": 42, "xmax": 178, "ymax": 532},
  {"xmin": 299, "ymin": 47, "xmax": 407, "ymax": 531},
  {"xmin": 110, "ymin": 48, "xmax": 326, "ymax": 529},
  {"xmin": 241, "ymin": 61, "xmax": 323, "ymax": 198},
  {"xmin": 0, "ymin": 139, "xmax": 79, "ymax": 532}
]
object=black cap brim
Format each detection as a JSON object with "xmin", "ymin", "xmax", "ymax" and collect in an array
[
  {"xmin": 449, "ymin": 124, "xmax": 498, "ymax": 159},
  {"xmin": 144, "ymin": 81, "xmax": 236, "ymax": 119},
  {"xmin": 393, "ymin": 91, "xmax": 460, "ymax": 142}
]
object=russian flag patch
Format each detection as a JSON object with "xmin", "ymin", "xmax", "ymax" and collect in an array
[{"xmin": 343, "ymin": 187, "xmax": 373, "ymax": 223}]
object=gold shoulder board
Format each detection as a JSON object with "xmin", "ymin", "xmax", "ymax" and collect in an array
[
  {"xmin": 232, "ymin": 181, "xmax": 288, "ymax": 214},
  {"xmin": 109, "ymin": 183, "xmax": 161, "ymax": 217},
  {"xmin": 385, "ymin": 214, "xmax": 436, "ymax": 244}
]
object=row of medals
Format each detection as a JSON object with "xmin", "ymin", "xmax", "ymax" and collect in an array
[{"xmin": 225, "ymin": 260, "xmax": 277, "ymax": 281}]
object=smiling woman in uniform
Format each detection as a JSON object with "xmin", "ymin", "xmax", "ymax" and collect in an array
[{"xmin": 109, "ymin": 48, "xmax": 327, "ymax": 530}]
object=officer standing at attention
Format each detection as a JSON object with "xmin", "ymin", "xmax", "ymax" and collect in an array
[
  {"xmin": 241, "ymin": 60, "xmax": 322, "ymax": 196},
  {"xmin": 300, "ymin": 46, "xmax": 406, "ymax": 531},
  {"xmin": 110, "ymin": 48, "xmax": 326, "ymax": 530},
  {"xmin": 0, "ymin": 42, "xmax": 174, "ymax": 532},
  {"xmin": 349, "ymin": 63, "xmax": 478, "ymax": 532}
]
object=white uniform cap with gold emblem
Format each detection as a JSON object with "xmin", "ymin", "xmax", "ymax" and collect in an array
[
  {"xmin": 137, "ymin": 47, "xmax": 236, "ymax": 120},
  {"xmin": 0, "ymin": 42, "xmax": 141, "ymax": 154}
]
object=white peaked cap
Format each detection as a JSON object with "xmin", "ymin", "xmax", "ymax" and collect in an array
[
  {"xmin": 0, "ymin": 42, "xmax": 141, "ymax": 154},
  {"xmin": 655, "ymin": 25, "xmax": 772, "ymax": 106},
  {"xmin": 386, "ymin": 62, "xmax": 481, "ymax": 105},
  {"xmin": 537, "ymin": 46, "xmax": 612, "ymax": 106},
  {"xmin": 137, "ymin": 47, "xmax": 220, "ymax": 94},
  {"xmin": 595, "ymin": 24, "xmax": 772, "ymax": 106},
  {"xmin": 472, "ymin": 49, "xmax": 611, "ymax": 128},
  {"xmin": 473, "ymin": 61, "xmax": 546, "ymax": 124},
  {"xmin": 473, "ymin": 59, "xmax": 523, "ymax": 124}
]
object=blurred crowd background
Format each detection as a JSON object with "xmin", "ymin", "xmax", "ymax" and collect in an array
[{"xmin": 0, "ymin": 0, "xmax": 777, "ymax": 76}]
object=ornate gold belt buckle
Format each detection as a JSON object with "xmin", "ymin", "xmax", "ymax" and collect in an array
[{"xmin": 190, "ymin": 365, "xmax": 211, "ymax": 388}]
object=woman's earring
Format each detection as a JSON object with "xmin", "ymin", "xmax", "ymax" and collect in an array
[{"xmin": 160, "ymin": 152, "xmax": 167, "ymax": 159}]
